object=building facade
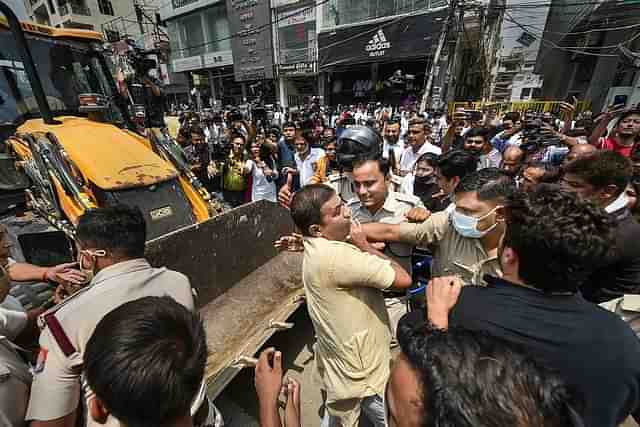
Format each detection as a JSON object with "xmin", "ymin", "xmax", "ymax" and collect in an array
[
  {"xmin": 160, "ymin": 0, "xmax": 237, "ymax": 108},
  {"xmin": 490, "ymin": 0, "xmax": 549, "ymax": 102},
  {"xmin": 536, "ymin": 0, "xmax": 640, "ymax": 112},
  {"xmin": 316, "ymin": 0, "xmax": 449, "ymax": 107},
  {"xmin": 24, "ymin": 0, "xmax": 138, "ymax": 32},
  {"xmin": 272, "ymin": 0, "xmax": 317, "ymax": 108}
]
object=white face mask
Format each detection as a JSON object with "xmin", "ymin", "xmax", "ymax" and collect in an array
[
  {"xmin": 77, "ymin": 249, "xmax": 106, "ymax": 284},
  {"xmin": 451, "ymin": 206, "xmax": 501, "ymax": 239}
]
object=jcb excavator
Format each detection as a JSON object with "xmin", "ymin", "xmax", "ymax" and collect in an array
[
  {"xmin": 0, "ymin": 4, "xmax": 219, "ymax": 240},
  {"xmin": 0, "ymin": 1, "xmax": 303, "ymax": 401}
]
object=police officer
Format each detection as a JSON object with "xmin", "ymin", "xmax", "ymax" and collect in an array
[
  {"xmin": 26, "ymin": 205, "xmax": 196, "ymax": 427},
  {"xmin": 347, "ymin": 152, "xmax": 425, "ymax": 342}
]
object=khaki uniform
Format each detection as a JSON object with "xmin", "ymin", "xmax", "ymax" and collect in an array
[
  {"xmin": 348, "ymin": 192, "xmax": 424, "ymax": 341},
  {"xmin": 0, "ymin": 337, "xmax": 31, "ymax": 427},
  {"xmin": 26, "ymin": 258, "xmax": 195, "ymax": 427},
  {"xmin": 398, "ymin": 211, "xmax": 502, "ymax": 285},
  {"xmin": 348, "ymin": 191, "xmax": 424, "ymax": 273},
  {"xmin": 303, "ymin": 237, "xmax": 394, "ymax": 427}
]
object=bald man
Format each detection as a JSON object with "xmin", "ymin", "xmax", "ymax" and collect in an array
[
  {"xmin": 500, "ymin": 146, "xmax": 525, "ymax": 177},
  {"xmin": 563, "ymin": 144, "xmax": 597, "ymax": 165}
]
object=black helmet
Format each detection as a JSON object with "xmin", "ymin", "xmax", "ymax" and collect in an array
[{"xmin": 336, "ymin": 126, "xmax": 382, "ymax": 170}]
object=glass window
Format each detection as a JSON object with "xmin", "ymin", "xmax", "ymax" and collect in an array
[
  {"xmin": 520, "ymin": 88, "xmax": 531, "ymax": 100},
  {"xmin": 97, "ymin": 0, "xmax": 114, "ymax": 16},
  {"xmin": 179, "ymin": 13, "xmax": 205, "ymax": 56},
  {"xmin": 204, "ymin": 5, "xmax": 232, "ymax": 52},
  {"xmin": 0, "ymin": 28, "xmax": 123, "ymax": 124},
  {"xmin": 279, "ymin": 21, "xmax": 315, "ymax": 63},
  {"xmin": 322, "ymin": 0, "xmax": 439, "ymax": 29}
]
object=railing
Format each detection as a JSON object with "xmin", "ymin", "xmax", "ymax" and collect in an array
[
  {"xmin": 448, "ymin": 100, "xmax": 593, "ymax": 115},
  {"xmin": 279, "ymin": 46, "xmax": 316, "ymax": 64},
  {"xmin": 59, "ymin": 2, "xmax": 91, "ymax": 16}
]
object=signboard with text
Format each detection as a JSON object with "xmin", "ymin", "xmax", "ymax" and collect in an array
[
  {"xmin": 278, "ymin": 61, "xmax": 316, "ymax": 76},
  {"xmin": 318, "ymin": 9, "xmax": 447, "ymax": 68},
  {"xmin": 226, "ymin": 0, "xmax": 274, "ymax": 81}
]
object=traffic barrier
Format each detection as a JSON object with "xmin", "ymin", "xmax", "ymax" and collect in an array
[{"xmin": 448, "ymin": 100, "xmax": 592, "ymax": 116}]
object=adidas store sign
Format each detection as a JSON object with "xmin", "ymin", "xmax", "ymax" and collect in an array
[{"xmin": 365, "ymin": 29, "xmax": 391, "ymax": 57}]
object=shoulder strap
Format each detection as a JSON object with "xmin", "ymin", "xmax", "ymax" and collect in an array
[{"xmin": 43, "ymin": 313, "xmax": 77, "ymax": 358}]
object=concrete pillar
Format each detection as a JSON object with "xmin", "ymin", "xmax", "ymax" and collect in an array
[
  {"xmin": 241, "ymin": 82, "xmax": 247, "ymax": 101},
  {"xmin": 279, "ymin": 75, "xmax": 287, "ymax": 108},
  {"xmin": 584, "ymin": 30, "xmax": 627, "ymax": 112},
  {"xmin": 318, "ymin": 73, "xmax": 325, "ymax": 105},
  {"xmin": 208, "ymin": 69, "xmax": 217, "ymax": 104}
]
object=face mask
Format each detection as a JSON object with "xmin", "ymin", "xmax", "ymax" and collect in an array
[
  {"xmin": 414, "ymin": 174, "xmax": 436, "ymax": 185},
  {"xmin": 451, "ymin": 206, "xmax": 501, "ymax": 238},
  {"xmin": 77, "ymin": 249, "xmax": 106, "ymax": 284}
]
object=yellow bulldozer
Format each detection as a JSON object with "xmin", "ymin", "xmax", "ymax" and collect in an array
[
  {"xmin": 0, "ymin": 6, "xmax": 218, "ymax": 240},
  {"xmin": 0, "ymin": 1, "xmax": 304, "ymax": 402}
]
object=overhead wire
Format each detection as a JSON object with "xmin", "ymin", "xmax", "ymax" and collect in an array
[{"xmin": 503, "ymin": 11, "xmax": 622, "ymax": 57}]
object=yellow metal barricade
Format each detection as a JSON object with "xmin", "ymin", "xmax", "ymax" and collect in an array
[{"xmin": 448, "ymin": 100, "xmax": 592, "ymax": 116}]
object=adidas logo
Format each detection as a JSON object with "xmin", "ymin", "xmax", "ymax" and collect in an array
[{"xmin": 365, "ymin": 29, "xmax": 391, "ymax": 54}]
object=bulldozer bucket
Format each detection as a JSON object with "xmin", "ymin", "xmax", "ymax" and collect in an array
[{"xmin": 145, "ymin": 201, "xmax": 304, "ymax": 399}]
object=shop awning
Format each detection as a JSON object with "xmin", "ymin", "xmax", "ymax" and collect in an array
[{"xmin": 318, "ymin": 8, "xmax": 448, "ymax": 69}]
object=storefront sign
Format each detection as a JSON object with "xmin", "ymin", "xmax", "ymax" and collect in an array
[
  {"xmin": 277, "ymin": 6, "xmax": 315, "ymax": 28},
  {"xmin": 173, "ymin": 55, "xmax": 203, "ymax": 72},
  {"xmin": 318, "ymin": 9, "xmax": 447, "ymax": 68},
  {"xmin": 226, "ymin": 0, "xmax": 274, "ymax": 81},
  {"xmin": 203, "ymin": 50, "xmax": 234, "ymax": 68},
  {"xmin": 279, "ymin": 61, "xmax": 316, "ymax": 76}
]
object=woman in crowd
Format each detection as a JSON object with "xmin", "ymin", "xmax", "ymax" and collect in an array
[
  {"xmin": 246, "ymin": 139, "xmax": 278, "ymax": 202},
  {"xmin": 401, "ymin": 153, "xmax": 448, "ymax": 212}
]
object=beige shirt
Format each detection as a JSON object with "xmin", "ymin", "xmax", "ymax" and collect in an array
[
  {"xmin": 26, "ymin": 258, "xmax": 195, "ymax": 427},
  {"xmin": 302, "ymin": 237, "xmax": 394, "ymax": 403},
  {"xmin": 348, "ymin": 191, "xmax": 424, "ymax": 273},
  {"xmin": 398, "ymin": 211, "xmax": 501, "ymax": 285},
  {"xmin": 0, "ymin": 337, "xmax": 31, "ymax": 427}
]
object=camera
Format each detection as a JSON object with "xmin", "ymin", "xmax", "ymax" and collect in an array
[{"xmin": 519, "ymin": 113, "xmax": 562, "ymax": 152}]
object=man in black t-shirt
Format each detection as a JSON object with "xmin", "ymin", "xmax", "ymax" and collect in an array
[{"xmin": 404, "ymin": 185, "xmax": 640, "ymax": 427}]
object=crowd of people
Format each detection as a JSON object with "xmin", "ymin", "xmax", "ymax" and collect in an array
[{"xmin": 1, "ymin": 100, "xmax": 640, "ymax": 427}]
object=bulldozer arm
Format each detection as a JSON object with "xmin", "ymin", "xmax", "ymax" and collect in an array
[{"xmin": 145, "ymin": 200, "xmax": 303, "ymax": 399}]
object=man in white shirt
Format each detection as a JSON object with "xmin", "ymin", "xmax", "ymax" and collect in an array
[
  {"xmin": 399, "ymin": 117, "xmax": 441, "ymax": 176},
  {"xmin": 382, "ymin": 118, "xmax": 404, "ymax": 171},
  {"xmin": 294, "ymin": 134, "xmax": 325, "ymax": 187}
]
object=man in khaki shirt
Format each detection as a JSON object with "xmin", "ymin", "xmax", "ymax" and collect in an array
[
  {"xmin": 363, "ymin": 168, "xmax": 514, "ymax": 286},
  {"xmin": 347, "ymin": 155, "xmax": 425, "ymax": 341},
  {"xmin": 26, "ymin": 206, "xmax": 195, "ymax": 427},
  {"xmin": 290, "ymin": 184, "xmax": 412, "ymax": 427}
]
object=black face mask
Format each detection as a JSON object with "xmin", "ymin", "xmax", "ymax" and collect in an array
[{"xmin": 415, "ymin": 174, "xmax": 437, "ymax": 185}]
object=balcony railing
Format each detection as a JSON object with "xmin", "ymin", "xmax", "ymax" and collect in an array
[
  {"xmin": 279, "ymin": 46, "xmax": 316, "ymax": 64},
  {"xmin": 59, "ymin": 2, "xmax": 91, "ymax": 16}
]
